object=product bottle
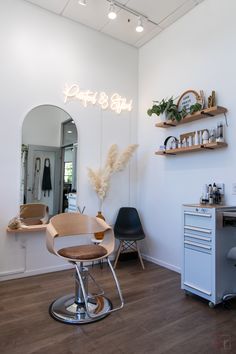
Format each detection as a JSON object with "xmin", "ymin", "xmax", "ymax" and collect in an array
[
  {"xmin": 94, "ymin": 211, "xmax": 105, "ymax": 240},
  {"xmin": 208, "ymin": 184, "xmax": 213, "ymax": 205},
  {"xmin": 202, "ymin": 130, "xmax": 209, "ymax": 144},
  {"xmin": 199, "ymin": 131, "xmax": 203, "ymax": 145},
  {"xmin": 201, "ymin": 184, "xmax": 209, "ymax": 204},
  {"xmin": 216, "ymin": 122, "xmax": 224, "ymax": 142},
  {"xmin": 194, "ymin": 131, "xmax": 199, "ymax": 145},
  {"xmin": 213, "ymin": 183, "xmax": 218, "ymax": 204}
]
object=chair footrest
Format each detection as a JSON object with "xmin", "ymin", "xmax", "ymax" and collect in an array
[{"xmin": 49, "ymin": 293, "xmax": 112, "ymax": 324}]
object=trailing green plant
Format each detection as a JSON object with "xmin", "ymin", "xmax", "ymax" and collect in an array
[
  {"xmin": 189, "ymin": 102, "xmax": 202, "ymax": 115},
  {"xmin": 147, "ymin": 97, "xmax": 188, "ymax": 122}
]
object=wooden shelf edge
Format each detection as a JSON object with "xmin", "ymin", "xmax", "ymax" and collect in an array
[
  {"xmin": 155, "ymin": 106, "xmax": 227, "ymax": 128},
  {"xmin": 155, "ymin": 142, "xmax": 227, "ymax": 156}
]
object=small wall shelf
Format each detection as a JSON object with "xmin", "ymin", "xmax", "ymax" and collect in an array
[
  {"xmin": 155, "ymin": 106, "xmax": 227, "ymax": 128},
  {"xmin": 155, "ymin": 142, "xmax": 227, "ymax": 156}
]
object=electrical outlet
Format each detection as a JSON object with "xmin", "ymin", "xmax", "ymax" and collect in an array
[
  {"xmin": 232, "ymin": 183, "xmax": 236, "ymax": 195},
  {"xmin": 216, "ymin": 183, "xmax": 224, "ymax": 195}
]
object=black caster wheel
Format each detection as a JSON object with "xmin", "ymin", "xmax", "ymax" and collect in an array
[{"xmin": 184, "ymin": 290, "xmax": 191, "ymax": 296}]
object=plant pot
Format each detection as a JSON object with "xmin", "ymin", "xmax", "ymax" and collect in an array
[{"xmin": 159, "ymin": 111, "xmax": 168, "ymax": 122}]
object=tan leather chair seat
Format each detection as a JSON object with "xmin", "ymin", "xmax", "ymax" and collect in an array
[
  {"xmin": 21, "ymin": 218, "xmax": 43, "ymax": 226},
  {"xmin": 58, "ymin": 244, "xmax": 107, "ymax": 260}
]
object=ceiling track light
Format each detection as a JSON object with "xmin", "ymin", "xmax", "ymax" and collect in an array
[
  {"xmin": 108, "ymin": 1, "xmax": 117, "ymax": 20},
  {"xmin": 136, "ymin": 17, "xmax": 144, "ymax": 33},
  {"xmin": 78, "ymin": 0, "xmax": 87, "ymax": 6},
  {"xmin": 106, "ymin": 0, "xmax": 158, "ymax": 32}
]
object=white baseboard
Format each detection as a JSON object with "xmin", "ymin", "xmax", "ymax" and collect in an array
[
  {"xmin": 0, "ymin": 263, "xmax": 73, "ymax": 282},
  {"xmin": 0, "ymin": 254, "xmax": 179, "ymax": 282},
  {"xmin": 142, "ymin": 253, "xmax": 181, "ymax": 274},
  {"xmin": 0, "ymin": 255, "xmax": 116, "ymax": 282}
]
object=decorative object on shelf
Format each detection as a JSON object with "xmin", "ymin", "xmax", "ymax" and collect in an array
[
  {"xmin": 188, "ymin": 135, "xmax": 193, "ymax": 147},
  {"xmin": 147, "ymin": 97, "xmax": 187, "ymax": 122},
  {"xmin": 158, "ymin": 123, "xmax": 227, "ymax": 156},
  {"xmin": 209, "ymin": 128, "xmax": 216, "ymax": 143},
  {"xmin": 155, "ymin": 106, "xmax": 227, "ymax": 128},
  {"xmin": 208, "ymin": 90, "xmax": 216, "ymax": 108},
  {"xmin": 194, "ymin": 131, "xmax": 199, "ymax": 145},
  {"xmin": 8, "ymin": 217, "xmax": 21, "ymax": 230},
  {"xmin": 216, "ymin": 121, "xmax": 224, "ymax": 142},
  {"xmin": 155, "ymin": 141, "xmax": 227, "ymax": 156},
  {"xmin": 87, "ymin": 144, "xmax": 138, "ymax": 211},
  {"xmin": 189, "ymin": 102, "xmax": 202, "ymax": 115},
  {"xmin": 177, "ymin": 90, "xmax": 204, "ymax": 113},
  {"xmin": 154, "ymin": 97, "xmax": 228, "ymax": 157},
  {"xmin": 94, "ymin": 211, "xmax": 106, "ymax": 240},
  {"xmin": 163, "ymin": 136, "xmax": 178, "ymax": 150},
  {"xmin": 202, "ymin": 130, "xmax": 209, "ymax": 144}
]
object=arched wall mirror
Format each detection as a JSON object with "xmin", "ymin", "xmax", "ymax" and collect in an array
[{"xmin": 21, "ymin": 105, "xmax": 78, "ymax": 217}]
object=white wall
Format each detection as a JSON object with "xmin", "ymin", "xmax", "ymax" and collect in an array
[
  {"xmin": 138, "ymin": 0, "xmax": 236, "ymax": 272},
  {"xmin": 0, "ymin": 0, "xmax": 138, "ymax": 280}
]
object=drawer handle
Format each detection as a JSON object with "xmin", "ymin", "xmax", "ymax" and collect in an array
[
  {"xmin": 184, "ymin": 225, "xmax": 212, "ymax": 234},
  {"xmin": 184, "ymin": 240, "xmax": 212, "ymax": 250},
  {"xmin": 184, "ymin": 212, "xmax": 212, "ymax": 218},
  {"xmin": 184, "ymin": 233, "xmax": 211, "ymax": 242},
  {"xmin": 183, "ymin": 282, "xmax": 211, "ymax": 296}
]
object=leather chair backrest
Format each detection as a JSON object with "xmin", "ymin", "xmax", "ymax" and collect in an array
[{"xmin": 50, "ymin": 213, "xmax": 109, "ymax": 237}]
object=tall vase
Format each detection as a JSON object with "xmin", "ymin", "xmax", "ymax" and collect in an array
[{"xmin": 94, "ymin": 211, "xmax": 105, "ymax": 240}]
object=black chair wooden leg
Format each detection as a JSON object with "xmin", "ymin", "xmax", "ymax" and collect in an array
[
  {"xmin": 114, "ymin": 241, "xmax": 123, "ymax": 269},
  {"xmin": 136, "ymin": 241, "xmax": 145, "ymax": 270}
]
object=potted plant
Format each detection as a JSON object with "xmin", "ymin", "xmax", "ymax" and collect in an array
[{"xmin": 147, "ymin": 97, "xmax": 187, "ymax": 122}]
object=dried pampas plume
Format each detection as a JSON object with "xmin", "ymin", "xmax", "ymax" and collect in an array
[
  {"xmin": 113, "ymin": 144, "xmax": 138, "ymax": 172},
  {"xmin": 87, "ymin": 144, "xmax": 138, "ymax": 208},
  {"xmin": 104, "ymin": 144, "xmax": 118, "ymax": 171}
]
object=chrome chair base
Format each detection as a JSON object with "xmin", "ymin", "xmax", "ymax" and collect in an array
[{"xmin": 49, "ymin": 293, "xmax": 112, "ymax": 324}]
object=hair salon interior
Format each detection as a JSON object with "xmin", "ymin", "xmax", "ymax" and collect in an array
[{"xmin": 1, "ymin": 0, "xmax": 236, "ymax": 353}]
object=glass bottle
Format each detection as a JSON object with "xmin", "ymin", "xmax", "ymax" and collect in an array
[{"xmin": 94, "ymin": 211, "xmax": 105, "ymax": 240}]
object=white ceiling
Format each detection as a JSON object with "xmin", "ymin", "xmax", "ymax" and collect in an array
[{"xmin": 24, "ymin": 0, "xmax": 205, "ymax": 47}]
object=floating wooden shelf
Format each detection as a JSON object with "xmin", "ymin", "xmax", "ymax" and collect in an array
[
  {"xmin": 155, "ymin": 142, "xmax": 227, "ymax": 156},
  {"xmin": 155, "ymin": 106, "xmax": 227, "ymax": 128}
]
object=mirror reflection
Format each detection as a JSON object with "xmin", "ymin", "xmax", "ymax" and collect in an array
[{"xmin": 21, "ymin": 105, "xmax": 78, "ymax": 217}]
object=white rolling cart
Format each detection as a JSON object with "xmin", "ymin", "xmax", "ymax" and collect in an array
[{"xmin": 182, "ymin": 204, "xmax": 236, "ymax": 307}]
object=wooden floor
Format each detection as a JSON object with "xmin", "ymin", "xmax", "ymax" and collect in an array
[{"xmin": 1, "ymin": 260, "xmax": 236, "ymax": 354}]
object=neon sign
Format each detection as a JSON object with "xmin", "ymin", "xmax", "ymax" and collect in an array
[{"xmin": 63, "ymin": 84, "xmax": 133, "ymax": 114}]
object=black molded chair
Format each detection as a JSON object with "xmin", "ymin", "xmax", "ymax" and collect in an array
[{"xmin": 114, "ymin": 207, "xmax": 145, "ymax": 269}]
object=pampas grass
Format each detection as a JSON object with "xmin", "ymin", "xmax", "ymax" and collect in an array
[
  {"xmin": 88, "ymin": 144, "xmax": 138, "ymax": 209},
  {"xmin": 104, "ymin": 144, "xmax": 118, "ymax": 171},
  {"xmin": 113, "ymin": 144, "xmax": 138, "ymax": 172}
]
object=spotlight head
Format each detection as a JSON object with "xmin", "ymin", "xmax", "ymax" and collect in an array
[
  {"xmin": 108, "ymin": 2, "xmax": 117, "ymax": 20},
  {"xmin": 78, "ymin": 0, "xmax": 87, "ymax": 6},
  {"xmin": 136, "ymin": 17, "xmax": 144, "ymax": 32}
]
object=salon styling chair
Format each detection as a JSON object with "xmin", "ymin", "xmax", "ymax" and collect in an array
[
  {"xmin": 46, "ymin": 213, "xmax": 124, "ymax": 324},
  {"xmin": 114, "ymin": 207, "xmax": 145, "ymax": 270}
]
